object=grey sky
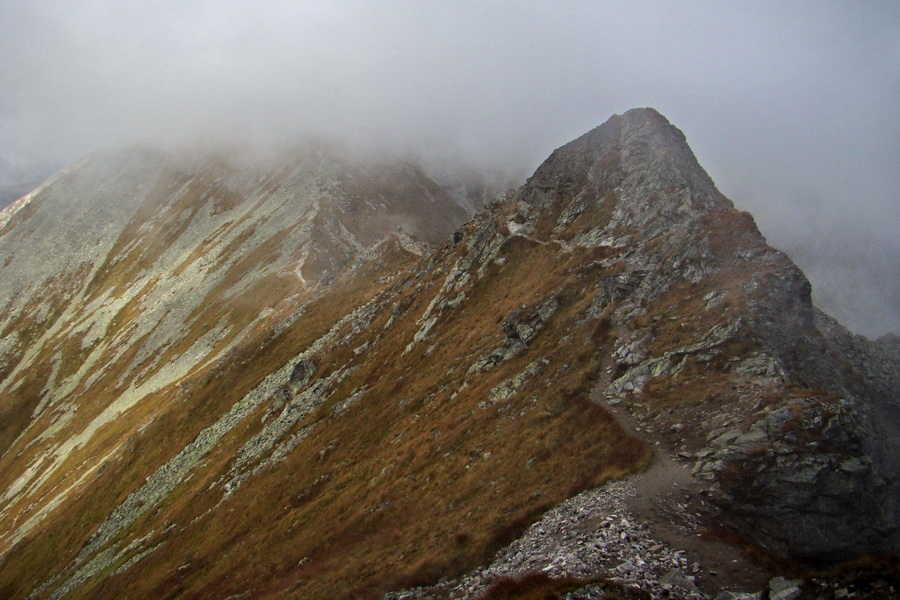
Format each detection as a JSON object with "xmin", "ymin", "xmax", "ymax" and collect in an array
[{"xmin": 1, "ymin": 1, "xmax": 898, "ymax": 336}]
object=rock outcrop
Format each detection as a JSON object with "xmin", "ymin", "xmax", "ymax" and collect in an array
[{"xmin": 507, "ymin": 108, "xmax": 899, "ymax": 561}]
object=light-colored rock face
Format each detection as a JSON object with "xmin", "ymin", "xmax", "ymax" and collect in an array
[
  {"xmin": 0, "ymin": 145, "xmax": 469, "ymax": 562},
  {"xmin": 0, "ymin": 110, "xmax": 896, "ymax": 600}
]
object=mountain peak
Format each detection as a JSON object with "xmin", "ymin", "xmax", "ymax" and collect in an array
[{"xmin": 524, "ymin": 108, "xmax": 732, "ymax": 241}]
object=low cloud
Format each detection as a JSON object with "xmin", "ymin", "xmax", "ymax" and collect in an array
[{"xmin": 1, "ymin": 1, "xmax": 897, "ymax": 334}]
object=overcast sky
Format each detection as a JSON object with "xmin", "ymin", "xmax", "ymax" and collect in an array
[{"xmin": 1, "ymin": 1, "xmax": 898, "ymax": 336}]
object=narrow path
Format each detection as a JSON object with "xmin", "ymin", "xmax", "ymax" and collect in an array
[
  {"xmin": 294, "ymin": 246, "xmax": 309, "ymax": 286},
  {"xmin": 590, "ymin": 378, "xmax": 773, "ymax": 595}
]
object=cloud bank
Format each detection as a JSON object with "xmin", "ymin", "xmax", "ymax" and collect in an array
[{"xmin": 1, "ymin": 0, "xmax": 898, "ymax": 335}]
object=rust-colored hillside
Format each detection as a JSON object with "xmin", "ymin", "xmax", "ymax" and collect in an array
[{"xmin": 0, "ymin": 111, "xmax": 896, "ymax": 599}]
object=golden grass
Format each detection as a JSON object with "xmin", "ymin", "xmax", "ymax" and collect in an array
[
  {"xmin": 84, "ymin": 227, "xmax": 648, "ymax": 600},
  {"xmin": 0, "ymin": 240, "xmax": 420, "ymax": 598},
  {"xmin": 85, "ymin": 164, "xmax": 250, "ymax": 302},
  {"xmin": 1, "ymin": 199, "xmax": 657, "ymax": 600}
]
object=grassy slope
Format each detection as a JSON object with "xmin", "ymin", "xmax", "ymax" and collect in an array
[
  {"xmin": 2, "ymin": 131, "xmax": 823, "ymax": 598},
  {"xmin": 0, "ymin": 189, "xmax": 655, "ymax": 599}
]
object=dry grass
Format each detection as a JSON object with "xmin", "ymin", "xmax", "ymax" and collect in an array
[
  {"xmin": 85, "ymin": 164, "xmax": 250, "ymax": 301},
  {"xmin": 18, "ymin": 224, "xmax": 644, "ymax": 600},
  {"xmin": 0, "ymin": 192, "xmax": 658, "ymax": 600}
]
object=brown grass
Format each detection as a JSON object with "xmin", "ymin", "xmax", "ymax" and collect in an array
[{"xmin": 0, "ymin": 193, "xmax": 657, "ymax": 600}]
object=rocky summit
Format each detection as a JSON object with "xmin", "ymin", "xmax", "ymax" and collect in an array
[{"xmin": 0, "ymin": 109, "xmax": 896, "ymax": 600}]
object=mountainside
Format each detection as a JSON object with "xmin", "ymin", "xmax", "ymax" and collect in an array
[
  {"xmin": 0, "ymin": 109, "xmax": 896, "ymax": 600},
  {"xmin": 0, "ymin": 183, "xmax": 37, "ymax": 212}
]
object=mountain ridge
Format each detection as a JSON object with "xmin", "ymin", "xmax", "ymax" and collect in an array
[{"xmin": 0, "ymin": 109, "xmax": 896, "ymax": 599}]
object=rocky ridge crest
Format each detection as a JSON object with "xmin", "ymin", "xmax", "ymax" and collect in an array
[
  {"xmin": 517, "ymin": 108, "xmax": 898, "ymax": 559},
  {"xmin": 0, "ymin": 109, "xmax": 896, "ymax": 599}
]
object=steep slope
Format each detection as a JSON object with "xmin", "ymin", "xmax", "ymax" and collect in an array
[
  {"xmin": 511, "ymin": 109, "xmax": 899, "ymax": 561},
  {"xmin": 0, "ymin": 165, "xmax": 650, "ymax": 599},
  {"xmin": 0, "ymin": 110, "xmax": 896, "ymax": 600},
  {"xmin": 0, "ymin": 183, "xmax": 38, "ymax": 212},
  {"xmin": 0, "ymin": 144, "xmax": 466, "ymax": 459},
  {"xmin": 0, "ymin": 146, "xmax": 470, "ymax": 596}
]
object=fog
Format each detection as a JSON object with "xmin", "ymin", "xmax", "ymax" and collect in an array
[{"xmin": 1, "ymin": 1, "xmax": 898, "ymax": 336}]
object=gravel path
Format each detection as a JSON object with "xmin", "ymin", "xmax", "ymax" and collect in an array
[{"xmin": 384, "ymin": 370, "xmax": 775, "ymax": 600}]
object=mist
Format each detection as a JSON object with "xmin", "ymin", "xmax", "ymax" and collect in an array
[{"xmin": 1, "ymin": 1, "xmax": 897, "ymax": 336}]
